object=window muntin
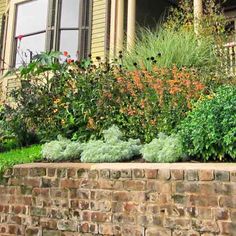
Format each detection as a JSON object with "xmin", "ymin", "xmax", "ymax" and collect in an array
[{"xmin": 13, "ymin": 0, "xmax": 91, "ymax": 67}]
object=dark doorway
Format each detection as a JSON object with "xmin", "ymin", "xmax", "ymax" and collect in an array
[{"xmin": 136, "ymin": 0, "xmax": 175, "ymax": 29}]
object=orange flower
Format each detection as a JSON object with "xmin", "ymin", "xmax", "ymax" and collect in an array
[
  {"xmin": 140, "ymin": 99, "xmax": 146, "ymax": 109},
  {"xmin": 53, "ymin": 98, "xmax": 61, "ymax": 104},
  {"xmin": 193, "ymin": 81, "xmax": 205, "ymax": 91},
  {"xmin": 64, "ymin": 51, "xmax": 69, "ymax": 57},
  {"xmin": 116, "ymin": 77, "xmax": 124, "ymax": 83},
  {"xmin": 150, "ymin": 119, "xmax": 156, "ymax": 126},
  {"xmin": 133, "ymin": 75, "xmax": 144, "ymax": 90},
  {"xmin": 87, "ymin": 117, "xmax": 96, "ymax": 129},
  {"xmin": 66, "ymin": 58, "xmax": 72, "ymax": 64},
  {"xmin": 103, "ymin": 92, "xmax": 112, "ymax": 99},
  {"xmin": 169, "ymin": 86, "xmax": 182, "ymax": 94}
]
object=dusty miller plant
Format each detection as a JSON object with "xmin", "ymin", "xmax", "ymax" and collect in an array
[
  {"xmin": 42, "ymin": 135, "xmax": 83, "ymax": 161},
  {"xmin": 81, "ymin": 125, "xmax": 142, "ymax": 163},
  {"xmin": 141, "ymin": 133, "xmax": 183, "ymax": 163}
]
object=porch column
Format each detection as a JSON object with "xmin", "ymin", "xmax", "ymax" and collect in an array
[
  {"xmin": 109, "ymin": 0, "xmax": 116, "ymax": 58},
  {"xmin": 116, "ymin": 0, "xmax": 124, "ymax": 54},
  {"xmin": 127, "ymin": 0, "xmax": 136, "ymax": 51},
  {"xmin": 194, "ymin": 0, "xmax": 203, "ymax": 34}
]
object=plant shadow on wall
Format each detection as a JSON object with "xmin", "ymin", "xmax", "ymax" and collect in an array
[{"xmin": 0, "ymin": 0, "xmax": 235, "ymax": 163}]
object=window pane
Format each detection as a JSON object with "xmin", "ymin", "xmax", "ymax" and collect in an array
[
  {"xmin": 15, "ymin": 33, "xmax": 46, "ymax": 67},
  {"xmin": 15, "ymin": 0, "xmax": 48, "ymax": 36},
  {"xmin": 60, "ymin": 0, "xmax": 80, "ymax": 28},
  {"xmin": 59, "ymin": 30, "xmax": 78, "ymax": 59}
]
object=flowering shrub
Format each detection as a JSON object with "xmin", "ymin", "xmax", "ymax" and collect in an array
[
  {"xmin": 93, "ymin": 62, "xmax": 205, "ymax": 142},
  {"xmin": 5, "ymin": 51, "xmax": 87, "ymax": 141},
  {"xmin": 5, "ymin": 51, "xmax": 206, "ymax": 143}
]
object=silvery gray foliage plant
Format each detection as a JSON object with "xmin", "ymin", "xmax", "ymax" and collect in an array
[
  {"xmin": 141, "ymin": 133, "xmax": 183, "ymax": 163},
  {"xmin": 42, "ymin": 135, "xmax": 83, "ymax": 161},
  {"xmin": 80, "ymin": 125, "xmax": 142, "ymax": 163}
]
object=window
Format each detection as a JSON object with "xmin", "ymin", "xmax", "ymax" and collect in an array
[
  {"xmin": 0, "ymin": 12, "xmax": 8, "ymax": 72},
  {"xmin": 15, "ymin": 0, "xmax": 48, "ymax": 66},
  {"xmin": 14, "ymin": 0, "xmax": 92, "ymax": 66}
]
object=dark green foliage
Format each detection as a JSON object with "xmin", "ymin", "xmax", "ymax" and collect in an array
[{"xmin": 178, "ymin": 86, "xmax": 236, "ymax": 161}]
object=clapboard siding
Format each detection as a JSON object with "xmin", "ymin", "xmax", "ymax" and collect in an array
[
  {"xmin": 91, "ymin": 0, "xmax": 107, "ymax": 59},
  {"xmin": 0, "ymin": 0, "xmax": 6, "ymax": 34}
]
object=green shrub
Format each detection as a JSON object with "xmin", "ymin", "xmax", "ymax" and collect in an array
[
  {"xmin": 5, "ymin": 51, "xmax": 80, "ymax": 142},
  {"xmin": 41, "ymin": 136, "xmax": 83, "ymax": 161},
  {"xmin": 80, "ymin": 125, "xmax": 141, "ymax": 163},
  {"xmin": 178, "ymin": 86, "xmax": 236, "ymax": 161},
  {"xmin": 0, "ymin": 105, "xmax": 20, "ymax": 152},
  {"xmin": 141, "ymin": 133, "xmax": 183, "ymax": 163},
  {"xmin": 0, "ymin": 137, "xmax": 19, "ymax": 153}
]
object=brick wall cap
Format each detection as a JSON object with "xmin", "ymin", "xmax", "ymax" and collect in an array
[{"xmin": 13, "ymin": 162, "xmax": 236, "ymax": 171}]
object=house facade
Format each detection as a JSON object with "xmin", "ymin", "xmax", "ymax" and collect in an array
[{"xmin": 0, "ymin": 0, "xmax": 235, "ymax": 101}]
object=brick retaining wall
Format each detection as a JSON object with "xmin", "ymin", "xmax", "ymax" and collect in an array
[{"xmin": 0, "ymin": 163, "xmax": 236, "ymax": 236}]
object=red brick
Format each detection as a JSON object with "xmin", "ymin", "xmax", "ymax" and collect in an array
[
  {"xmin": 29, "ymin": 168, "xmax": 46, "ymax": 177},
  {"xmin": 99, "ymin": 224, "xmax": 113, "ymax": 235},
  {"xmin": 219, "ymin": 196, "xmax": 236, "ymax": 208},
  {"xmin": 145, "ymin": 169, "xmax": 158, "ymax": 179},
  {"xmin": 123, "ymin": 202, "xmax": 138, "ymax": 213},
  {"xmin": 99, "ymin": 169, "xmax": 110, "ymax": 179},
  {"xmin": 218, "ymin": 221, "xmax": 232, "ymax": 234},
  {"xmin": 171, "ymin": 170, "xmax": 184, "ymax": 180},
  {"xmin": 99, "ymin": 179, "xmax": 123, "ymax": 190},
  {"xmin": 50, "ymin": 188, "xmax": 68, "ymax": 198},
  {"xmin": 24, "ymin": 178, "xmax": 41, "ymax": 187},
  {"xmin": 214, "ymin": 208, "xmax": 229, "ymax": 220},
  {"xmin": 60, "ymin": 179, "xmax": 81, "ymax": 189},
  {"xmin": 78, "ymin": 223, "xmax": 89, "ymax": 233},
  {"xmin": 67, "ymin": 169, "xmax": 77, "ymax": 178},
  {"xmin": 47, "ymin": 168, "xmax": 56, "ymax": 177},
  {"xmin": 123, "ymin": 180, "xmax": 146, "ymax": 191},
  {"xmin": 91, "ymin": 212, "xmax": 112, "ymax": 223},
  {"xmin": 146, "ymin": 227, "xmax": 171, "ymax": 236},
  {"xmin": 32, "ymin": 188, "xmax": 49, "ymax": 198},
  {"xmin": 133, "ymin": 169, "xmax": 145, "ymax": 178},
  {"xmin": 199, "ymin": 170, "xmax": 214, "ymax": 181}
]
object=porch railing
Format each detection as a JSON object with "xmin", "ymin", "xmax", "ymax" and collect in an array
[{"xmin": 222, "ymin": 42, "xmax": 236, "ymax": 76}]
